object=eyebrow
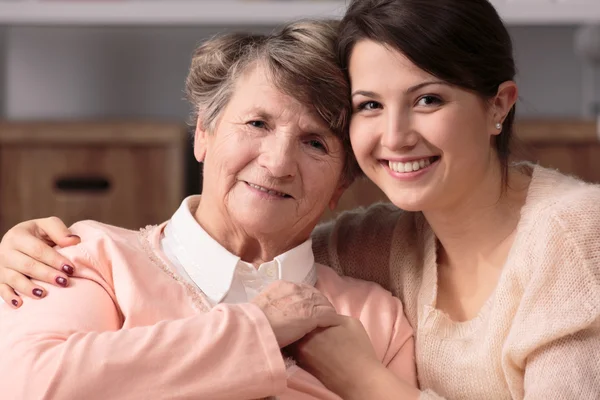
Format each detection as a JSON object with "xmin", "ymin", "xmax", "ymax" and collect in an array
[
  {"xmin": 246, "ymin": 108, "xmax": 274, "ymax": 121},
  {"xmin": 351, "ymin": 80, "xmax": 448, "ymax": 98},
  {"xmin": 246, "ymin": 107, "xmax": 333, "ymax": 135}
]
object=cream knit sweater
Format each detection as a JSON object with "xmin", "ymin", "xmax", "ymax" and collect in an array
[{"xmin": 312, "ymin": 165, "xmax": 600, "ymax": 399}]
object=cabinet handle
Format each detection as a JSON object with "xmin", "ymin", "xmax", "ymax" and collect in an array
[{"xmin": 54, "ymin": 176, "xmax": 111, "ymax": 193}]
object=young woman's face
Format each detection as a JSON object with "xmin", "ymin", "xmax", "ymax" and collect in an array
[{"xmin": 348, "ymin": 40, "xmax": 504, "ymax": 212}]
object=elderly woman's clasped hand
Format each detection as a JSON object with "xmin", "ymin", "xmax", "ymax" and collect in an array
[{"xmin": 252, "ymin": 280, "xmax": 342, "ymax": 348}]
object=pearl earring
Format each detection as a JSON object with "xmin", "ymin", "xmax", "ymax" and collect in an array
[{"xmin": 495, "ymin": 122, "xmax": 502, "ymax": 130}]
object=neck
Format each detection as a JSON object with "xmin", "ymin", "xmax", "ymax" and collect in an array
[
  {"xmin": 424, "ymin": 163, "xmax": 530, "ymax": 271},
  {"xmin": 193, "ymin": 195, "xmax": 307, "ymax": 267}
]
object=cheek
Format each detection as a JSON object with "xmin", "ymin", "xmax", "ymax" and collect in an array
[
  {"xmin": 425, "ymin": 114, "xmax": 492, "ymax": 176},
  {"xmin": 349, "ymin": 118, "xmax": 377, "ymax": 163},
  {"xmin": 300, "ymin": 159, "xmax": 344, "ymax": 204},
  {"xmin": 215, "ymin": 137, "xmax": 256, "ymax": 170}
]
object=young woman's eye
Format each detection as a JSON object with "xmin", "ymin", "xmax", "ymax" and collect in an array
[
  {"xmin": 248, "ymin": 120, "xmax": 267, "ymax": 129},
  {"xmin": 357, "ymin": 101, "xmax": 382, "ymax": 111},
  {"xmin": 416, "ymin": 95, "xmax": 442, "ymax": 107}
]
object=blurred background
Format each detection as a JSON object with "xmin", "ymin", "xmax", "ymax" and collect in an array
[{"xmin": 0, "ymin": 0, "xmax": 599, "ymax": 233}]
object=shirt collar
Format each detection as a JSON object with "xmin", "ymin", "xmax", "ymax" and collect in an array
[{"xmin": 163, "ymin": 195, "xmax": 316, "ymax": 304}]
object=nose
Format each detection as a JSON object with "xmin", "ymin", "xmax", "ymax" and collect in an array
[
  {"xmin": 381, "ymin": 111, "xmax": 418, "ymax": 150},
  {"xmin": 258, "ymin": 135, "xmax": 298, "ymax": 179}
]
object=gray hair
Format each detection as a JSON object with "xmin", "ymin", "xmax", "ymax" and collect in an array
[{"xmin": 185, "ymin": 20, "xmax": 360, "ymax": 183}]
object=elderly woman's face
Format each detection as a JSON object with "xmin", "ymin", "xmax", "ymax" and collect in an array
[{"xmin": 195, "ymin": 64, "xmax": 346, "ymax": 239}]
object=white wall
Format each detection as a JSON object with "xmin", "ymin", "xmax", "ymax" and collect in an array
[
  {"xmin": 3, "ymin": 25, "xmax": 274, "ymax": 121},
  {"xmin": 1, "ymin": 25, "xmax": 599, "ymax": 121},
  {"xmin": 511, "ymin": 25, "xmax": 597, "ymax": 118}
]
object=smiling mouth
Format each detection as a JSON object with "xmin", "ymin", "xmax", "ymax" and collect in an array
[
  {"xmin": 245, "ymin": 182, "xmax": 293, "ymax": 198},
  {"xmin": 385, "ymin": 156, "xmax": 440, "ymax": 173}
]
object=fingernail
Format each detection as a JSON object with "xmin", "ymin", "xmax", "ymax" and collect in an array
[
  {"xmin": 62, "ymin": 265, "xmax": 74, "ymax": 276},
  {"xmin": 11, "ymin": 299, "xmax": 18, "ymax": 308},
  {"xmin": 67, "ymin": 235, "xmax": 81, "ymax": 240},
  {"xmin": 56, "ymin": 276, "xmax": 68, "ymax": 287},
  {"xmin": 32, "ymin": 288, "xmax": 44, "ymax": 298}
]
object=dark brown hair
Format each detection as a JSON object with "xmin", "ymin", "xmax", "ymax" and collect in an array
[
  {"xmin": 338, "ymin": 0, "xmax": 517, "ymax": 186},
  {"xmin": 185, "ymin": 20, "xmax": 360, "ymax": 183}
]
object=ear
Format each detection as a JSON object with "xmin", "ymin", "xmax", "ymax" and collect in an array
[
  {"xmin": 328, "ymin": 181, "xmax": 350, "ymax": 211},
  {"xmin": 193, "ymin": 116, "xmax": 209, "ymax": 162},
  {"xmin": 490, "ymin": 80, "xmax": 518, "ymax": 135}
]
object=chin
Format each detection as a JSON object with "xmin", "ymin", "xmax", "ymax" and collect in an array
[
  {"xmin": 235, "ymin": 213, "xmax": 285, "ymax": 234},
  {"xmin": 384, "ymin": 191, "xmax": 430, "ymax": 212}
]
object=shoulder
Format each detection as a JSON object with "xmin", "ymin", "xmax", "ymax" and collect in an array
[
  {"xmin": 511, "ymin": 168, "xmax": 600, "ymax": 334},
  {"xmin": 523, "ymin": 167, "xmax": 600, "ymax": 262},
  {"xmin": 313, "ymin": 202, "xmax": 405, "ymax": 239},
  {"xmin": 68, "ymin": 220, "xmax": 142, "ymax": 244},
  {"xmin": 525, "ymin": 165, "xmax": 600, "ymax": 217},
  {"xmin": 59, "ymin": 221, "xmax": 162, "ymax": 279},
  {"xmin": 312, "ymin": 202, "xmax": 415, "ymax": 266}
]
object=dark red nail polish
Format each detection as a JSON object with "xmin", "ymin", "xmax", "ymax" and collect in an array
[
  {"xmin": 62, "ymin": 265, "xmax": 74, "ymax": 276},
  {"xmin": 11, "ymin": 299, "xmax": 18, "ymax": 307},
  {"xmin": 32, "ymin": 289, "xmax": 44, "ymax": 298},
  {"xmin": 56, "ymin": 277, "xmax": 68, "ymax": 287}
]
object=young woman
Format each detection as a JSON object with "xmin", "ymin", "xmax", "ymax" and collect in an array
[{"xmin": 1, "ymin": 0, "xmax": 599, "ymax": 398}]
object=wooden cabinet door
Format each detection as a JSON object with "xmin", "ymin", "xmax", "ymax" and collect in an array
[
  {"xmin": 527, "ymin": 143, "xmax": 600, "ymax": 183},
  {"xmin": 0, "ymin": 144, "xmax": 184, "ymax": 234}
]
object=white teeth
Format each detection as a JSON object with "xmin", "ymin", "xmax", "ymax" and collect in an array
[
  {"xmin": 388, "ymin": 157, "xmax": 434, "ymax": 174},
  {"xmin": 248, "ymin": 183, "xmax": 287, "ymax": 197}
]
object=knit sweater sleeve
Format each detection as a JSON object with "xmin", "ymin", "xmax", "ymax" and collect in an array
[
  {"xmin": 312, "ymin": 203, "xmax": 405, "ymax": 293},
  {"xmin": 503, "ymin": 189, "xmax": 600, "ymax": 399}
]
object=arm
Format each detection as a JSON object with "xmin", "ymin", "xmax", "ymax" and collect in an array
[
  {"xmin": 523, "ymin": 325, "xmax": 600, "ymax": 398},
  {"xmin": 507, "ymin": 213, "xmax": 600, "ymax": 399},
  {"xmin": 0, "ymin": 217, "xmax": 78, "ymax": 305},
  {"xmin": 0, "ymin": 274, "xmax": 287, "ymax": 400},
  {"xmin": 293, "ymin": 317, "xmax": 421, "ymax": 400},
  {"xmin": 292, "ymin": 277, "xmax": 421, "ymax": 400}
]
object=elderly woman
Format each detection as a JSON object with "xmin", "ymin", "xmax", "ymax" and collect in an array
[{"xmin": 0, "ymin": 20, "xmax": 418, "ymax": 399}]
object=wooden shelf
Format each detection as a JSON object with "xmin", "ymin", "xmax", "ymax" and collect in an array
[
  {"xmin": 0, "ymin": 1, "xmax": 598, "ymax": 26},
  {"xmin": 516, "ymin": 119, "xmax": 600, "ymax": 144}
]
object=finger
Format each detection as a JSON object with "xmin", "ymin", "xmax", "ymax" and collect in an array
[
  {"xmin": 7, "ymin": 234, "xmax": 75, "ymax": 276},
  {"xmin": 313, "ymin": 306, "xmax": 344, "ymax": 328},
  {"xmin": 1, "ymin": 251, "xmax": 69, "ymax": 289},
  {"xmin": 309, "ymin": 291, "xmax": 335, "ymax": 308},
  {"xmin": 265, "ymin": 280, "xmax": 297, "ymax": 294},
  {"xmin": 35, "ymin": 216, "xmax": 78, "ymax": 248},
  {"xmin": 0, "ymin": 284, "xmax": 21, "ymax": 308},
  {"xmin": 0, "ymin": 269, "xmax": 46, "ymax": 299}
]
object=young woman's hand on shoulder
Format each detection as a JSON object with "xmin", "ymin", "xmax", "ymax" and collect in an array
[{"xmin": 0, "ymin": 217, "xmax": 78, "ymax": 307}]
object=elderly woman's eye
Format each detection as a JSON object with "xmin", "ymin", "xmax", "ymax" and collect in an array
[
  {"xmin": 248, "ymin": 120, "xmax": 266, "ymax": 129},
  {"xmin": 306, "ymin": 139, "xmax": 327, "ymax": 152}
]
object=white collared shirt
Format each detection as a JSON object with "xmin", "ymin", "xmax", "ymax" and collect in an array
[{"xmin": 160, "ymin": 196, "xmax": 317, "ymax": 306}]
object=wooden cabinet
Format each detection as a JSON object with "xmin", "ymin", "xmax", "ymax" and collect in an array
[
  {"xmin": 0, "ymin": 121, "xmax": 188, "ymax": 234},
  {"xmin": 517, "ymin": 119, "xmax": 600, "ymax": 183},
  {"xmin": 526, "ymin": 144, "xmax": 600, "ymax": 183}
]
